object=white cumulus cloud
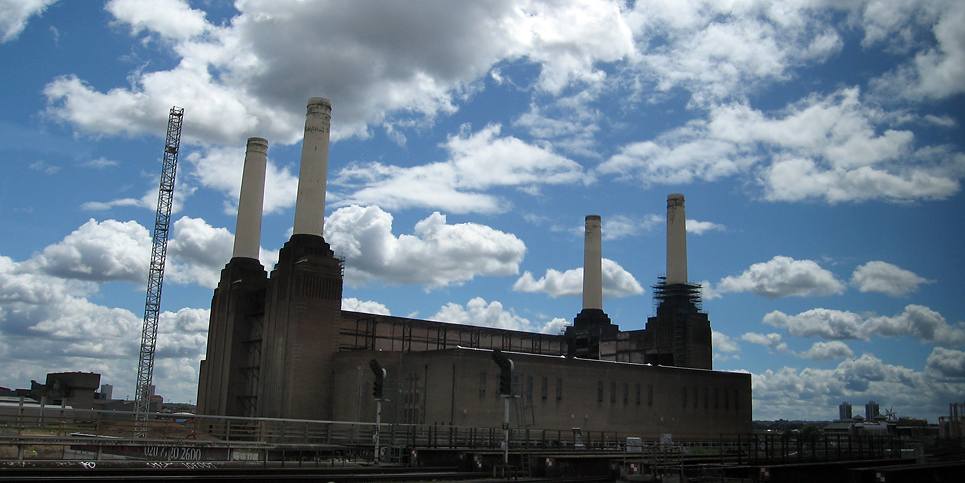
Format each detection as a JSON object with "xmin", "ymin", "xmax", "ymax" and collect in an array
[
  {"xmin": 715, "ymin": 256, "xmax": 846, "ymax": 299},
  {"xmin": 41, "ymin": 1, "xmax": 636, "ymax": 146},
  {"xmin": 166, "ymin": 216, "xmax": 234, "ymax": 288},
  {"xmin": 799, "ymin": 341, "xmax": 855, "ymax": 361},
  {"xmin": 106, "ymin": 0, "xmax": 208, "ymax": 41},
  {"xmin": 33, "ymin": 219, "xmax": 150, "ymax": 284},
  {"xmin": 324, "ymin": 205, "xmax": 526, "ymax": 288},
  {"xmin": 866, "ymin": 1, "xmax": 965, "ymax": 101},
  {"xmin": 749, "ymin": 353, "xmax": 958, "ymax": 421},
  {"xmin": 0, "ymin": 251, "xmax": 208, "ymax": 402},
  {"xmin": 741, "ymin": 332, "xmax": 788, "ymax": 353},
  {"xmin": 926, "ymin": 347, "xmax": 965, "ymax": 378},
  {"xmin": 333, "ymin": 124, "xmax": 584, "ymax": 214},
  {"xmin": 342, "ymin": 298, "xmax": 391, "ymax": 316},
  {"xmin": 851, "ymin": 261, "xmax": 934, "ymax": 297},
  {"xmin": 713, "ymin": 331, "xmax": 741, "ymax": 353},
  {"xmin": 430, "ymin": 297, "xmax": 565, "ymax": 335},
  {"xmin": 600, "ymin": 214, "xmax": 663, "ymax": 241},
  {"xmin": 33, "ymin": 1, "xmax": 965, "ymax": 215},
  {"xmin": 512, "ymin": 258, "xmax": 644, "ymax": 299},
  {"xmin": 764, "ymin": 304, "xmax": 965, "ymax": 346},
  {"xmin": 184, "ymin": 145, "xmax": 300, "ymax": 216},
  {"xmin": 687, "ymin": 219, "xmax": 725, "ymax": 235},
  {"xmin": 625, "ymin": 0, "xmax": 844, "ymax": 105},
  {"xmin": 599, "ymin": 87, "xmax": 963, "ymax": 203},
  {"xmin": 0, "ymin": 0, "xmax": 57, "ymax": 42}
]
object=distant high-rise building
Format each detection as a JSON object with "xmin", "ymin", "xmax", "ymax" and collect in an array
[
  {"xmin": 866, "ymin": 400, "xmax": 880, "ymax": 420},
  {"xmin": 839, "ymin": 401, "xmax": 852, "ymax": 420}
]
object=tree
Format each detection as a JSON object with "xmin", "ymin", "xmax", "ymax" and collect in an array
[{"xmin": 800, "ymin": 423, "xmax": 821, "ymax": 441}]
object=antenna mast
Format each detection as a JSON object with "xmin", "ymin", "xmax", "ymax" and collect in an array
[{"xmin": 135, "ymin": 106, "xmax": 184, "ymax": 433}]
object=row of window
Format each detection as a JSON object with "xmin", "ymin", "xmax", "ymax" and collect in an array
[
  {"xmin": 478, "ymin": 373, "xmax": 564, "ymax": 400},
  {"xmin": 596, "ymin": 381, "xmax": 654, "ymax": 406},
  {"xmin": 404, "ymin": 372, "xmax": 423, "ymax": 424},
  {"xmin": 340, "ymin": 318, "xmax": 564, "ymax": 355},
  {"xmin": 595, "ymin": 381, "xmax": 738, "ymax": 411},
  {"xmin": 681, "ymin": 386, "xmax": 738, "ymax": 411},
  {"xmin": 478, "ymin": 372, "xmax": 739, "ymax": 411}
]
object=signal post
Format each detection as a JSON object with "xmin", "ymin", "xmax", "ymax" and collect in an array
[
  {"xmin": 369, "ymin": 359, "xmax": 386, "ymax": 464},
  {"xmin": 491, "ymin": 350, "xmax": 514, "ymax": 467}
]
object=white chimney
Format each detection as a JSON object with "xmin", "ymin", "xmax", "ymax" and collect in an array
[
  {"xmin": 231, "ymin": 137, "xmax": 268, "ymax": 259},
  {"xmin": 666, "ymin": 193, "xmax": 688, "ymax": 284},
  {"xmin": 583, "ymin": 215, "xmax": 603, "ymax": 311},
  {"xmin": 292, "ymin": 97, "xmax": 332, "ymax": 236}
]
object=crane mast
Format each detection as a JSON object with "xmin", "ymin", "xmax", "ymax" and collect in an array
[{"xmin": 135, "ymin": 106, "xmax": 184, "ymax": 431}]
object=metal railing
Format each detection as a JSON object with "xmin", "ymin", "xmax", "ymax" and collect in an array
[
  {"xmin": 0, "ymin": 404, "xmax": 915, "ymax": 466},
  {"xmin": 0, "ymin": 405, "xmax": 626, "ymax": 448}
]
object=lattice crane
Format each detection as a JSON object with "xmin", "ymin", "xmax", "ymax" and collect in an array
[{"xmin": 135, "ymin": 106, "xmax": 184, "ymax": 432}]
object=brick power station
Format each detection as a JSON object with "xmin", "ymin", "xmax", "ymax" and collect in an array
[{"xmin": 196, "ymin": 98, "xmax": 751, "ymax": 438}]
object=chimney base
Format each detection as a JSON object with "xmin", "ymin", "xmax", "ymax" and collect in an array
[{"xmin": 565, "ymin": 308, "xmax": 618, "ymax": 359}]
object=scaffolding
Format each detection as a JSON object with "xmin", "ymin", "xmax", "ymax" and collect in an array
[{"xmin": 651, "ymin": 276, "xmax": 703, "ymax": 314}]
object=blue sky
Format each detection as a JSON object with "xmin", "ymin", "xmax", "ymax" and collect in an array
[{"xmin": 1, "ymin": 0, "xmax": 963, "ymax": 423}]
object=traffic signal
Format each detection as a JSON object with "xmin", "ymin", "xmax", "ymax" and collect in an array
[
  {"xmin": 369, "ymin": 359, "xmax": 386, "ymax": 399},
  {"xmin": 498, "ymin": 369, "xmax": 512, "ymax": 396},
  {"xmin": 491, "ymin": 350, "xmax": 514, "ymax": 396}
]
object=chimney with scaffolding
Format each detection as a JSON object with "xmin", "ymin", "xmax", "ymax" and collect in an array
[{"xmin": 643, "ymin": 194, "xmax": 713, "ymax": 369}]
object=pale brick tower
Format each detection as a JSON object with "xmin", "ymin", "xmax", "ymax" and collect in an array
[{"xmin": 197, "ymin": 137, "xmax": 270, "ymax": 417}]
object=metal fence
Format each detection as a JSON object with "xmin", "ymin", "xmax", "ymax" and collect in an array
[
  {"xmin": 0, "ymin": 402, "xmax": 915, "ymax": 466},
  {"xmin": 0, "ymin": 404, "xmax": 623, "ymax": 449},
  {"xmin": 735, "ymin": 432, "xmax": 915, "ymax": 464}
]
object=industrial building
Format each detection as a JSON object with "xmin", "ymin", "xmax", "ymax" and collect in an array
[
  {"xmin": 196, "ymin": 97, "xmax": 752, "ymax": 438},
  {"xmin": 0, "ymin": 371, "xmax": 161, "ymax": 415}
]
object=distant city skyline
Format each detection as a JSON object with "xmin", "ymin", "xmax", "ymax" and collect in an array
[{"xmin": 0, "ymin": 1, "xmax": 963, "ymax": 423}]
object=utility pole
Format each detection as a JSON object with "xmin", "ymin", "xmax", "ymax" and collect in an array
[{"xmin": 369, "ymin": 359, "xmax": 386, "ymax": 464}]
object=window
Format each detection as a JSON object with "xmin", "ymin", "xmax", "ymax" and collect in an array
[
  {"xmin": 734, "ymin": 389, "xmax": 739, "ymax": 411},
  {"xmin": 682, "ymin": 387, "xmax": 687, "ymax": 408},
  {"xmin": 724, "ymin": 388, "xmax": 729, "ymax": 409},
  {"xmin": 610, "ymin": 382, "xmax": 616, "ymax": 404},
  {"xmin": 704, "ymin": 387, "xmax": 709, "ymax": 409},
  {"xmin": 693, "ymin": 387, "xmax": 698, "ymax": 409},
  {"xmin": 597, "ymin": 381, "xmax": 604, "ymax": 403},
  {"xmin": 526, "ymin": 376, "xmax": 534, "ymax": 401},
  {"xmin": 635, "ymin": 383, "xmax": 641, "ymax": 406},
  {"xmin": 479, "ymin": 372, "xmax": 486, "ymax": 397},
  {"xmin": 556, "ymin": 377, "xmax": 563, "ymax": 400},
  {"xmin": 623, "ymin": 383, "xmax": 629, "ymax": 405},
  {"xmin": 715, "ymin": 388, "xmax": 719, "ymax": 409},
  {"xmin": 647, "ymin": 384, "xmax": 653, "ymax": 406},
  {"xmin": 541, "ymin": 377, "xmax": 548, "ymax": 400}
]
